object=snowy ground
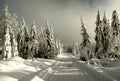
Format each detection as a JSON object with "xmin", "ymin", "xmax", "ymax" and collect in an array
[
  {"xmin": 0, "ymin": 54, "xmax": 119, "ymax": 81},
  {"xmin": 20, "ymin": 53, "xmax": 112, "ymax": 81},
  {"xmin": 0, "ymin": 56, "xmax": 55, "ymax": 81},
  {"xmin": 88, "ymin": 59, "xmax": 120, "ymax": 81}
]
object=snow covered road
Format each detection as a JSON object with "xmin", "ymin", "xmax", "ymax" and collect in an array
[
  {"xmin": 45, "ymin": 53, "xmax": 112, "ymax": 81},
  {"xmin": 21, "ymin": 53, "xmax": 113, "ymax": 81},
  {"xmin": 0, "ymin": 54, "xmax": 114, "ymax": 81}
]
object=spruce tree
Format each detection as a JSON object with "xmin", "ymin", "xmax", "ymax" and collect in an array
[
  {"xmin": 110, "ymin": 10, "xmax": 120, "ymax": 58},
  {"xmin": 3, "ymin": 27, "xmax": 12, "ymax": 59},
  {"xmin": 80, "ymin": 18, "xmax": 91, "ymax": 60},
  {"xmin": 37, "ymin": 27, "xmax": 48, "ymax": 58},
  {"xmin": 101, "ymin": 12, "xmax": 110, "ymax": 55},
  {"xmin": 0, "ymin": 5, "xmax": 18, "ymax": 57},
  {"xmin": 94, "ymin": 10, "xmax": 103, "ymax": 58},
  {"xmin": 44, "ymin": 20, "xmax": 51, "ymax": 58},
  {"xmin": 45, "ymin": 19, "xmax": 56, "ymax": 58},
  {"xmin": 29, "ymin": 21, "xmax": 39, "ymax": 58},
  {"xmin": 17, "ymin": 17, "xmax": 29, "ymax": 59},
  {"xmin": 111, "ymin": 10, "xmax": 120, "ymax": 48}
]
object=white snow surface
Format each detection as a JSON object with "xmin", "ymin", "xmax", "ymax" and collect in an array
[
  {"xmin": 0, "ymin": 56, "xmax": 55, "ymax": 81},
  {"xmin": 1, "ymin": 54, "xmax": 120, "ymax": 81},
  {"xmin": 88, "ymin": 59, "xmax": 120, "ymax": 81},
  {"xmin": 20, "ymin": 53, "xmax": 113, "ymax": 81}
]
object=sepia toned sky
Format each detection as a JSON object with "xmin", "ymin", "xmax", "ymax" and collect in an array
[{"xmin": 0, "ymin": 0, "xmax": 119, "ymax": 44}]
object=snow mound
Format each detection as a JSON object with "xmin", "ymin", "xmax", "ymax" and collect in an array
[
  {"xmin": 88, "ymin": 59, "xmax": 120, "ymax": 81},
  {"xmin": 105, "ymin": 60, "xmax": 120, "ymax": 67},
  {"xmin": 0, "ymin": 56, "xmax": 26, "ymax": 71},
  {"xmin": 0, "ymin": 57, "xmax": 56, "ymax": 81},
  {"xmin": 31, "ymin": 76, "xmax": 44, "ymax": 81},
  {"xmin": 57, "ymin": 54, "xmax": 69, "ymax": 58},
  {"xmin": 7, "ymin": 56, "xmax": 25, "ymax": 62}
]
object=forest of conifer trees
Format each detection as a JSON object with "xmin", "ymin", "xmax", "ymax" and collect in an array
[
  {"xmin": 75, "ymin": 10, "xmax": 120, "ymax": 61},
  {"xmin": 0, "ymin": 4, "xmax": 120, "ymax": 61},
  {"xmin": 0, "ymin": 5, "xmax": 63, "ymax": 60}
]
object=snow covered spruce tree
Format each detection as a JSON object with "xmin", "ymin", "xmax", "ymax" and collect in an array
[
  {"xmin": 29, "ymin": 21, "xmax": 39, "ymax": 59},
  {"xmin": 3, "ymin": 22, "xmax": 18, "ymax": 60},
  {"xmin": 80, "ymin": 18, "xmax": 91, "ymax": 61},
  {"xmin": 44, "ymin": 20, "xmax": 56, "ymax": 59},
  {"xmin": 49, "ymin": 25, "xmax": 57, "ymax": 56},
  {"xmin": 0, "ymin": 5, "xmax": 18, "ymax": 59},
  {"xmin": 37, "ymin": 27, "xmax": 48, "ymax": 58},
  {"xmin": 94, "ymin": 10, "xmax": 103, "ymax": 58},
  {"xmin": 3, "ymin": 27, "xmax": 12, "ymax": 59},
  {"xmin": 109, "ymin": 10, "xmax": 120, "ymax": 58},
  {"xmin": 17, "ymin": 17, "xmax": 29, "ymax": 59},
  {"xmin": 101, "ymin": 12, "xmax": 110, "ymax": 57}
]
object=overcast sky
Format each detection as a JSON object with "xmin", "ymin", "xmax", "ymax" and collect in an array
[{"xmin": 0, "ymin": 0, "xmax": 119, "ymax": 44}]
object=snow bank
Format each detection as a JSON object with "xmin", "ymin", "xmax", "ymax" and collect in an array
[
  {"xmin": 104, "ymin": 60, "xmax": 120, "ymax": 67},
  {"xmin": 31, "ymin": 76, "xmax": 44, "ymax": 81},
  {"xmin": 0, "ymin": 57, "xmax": 56, "ymax": 81},
  {"xmin": 8, "ymin": 56, "xmax": 25, "ymax": 62},
  {"xmin": 87, "ymin": 58, "xmax": 117, "ymax": 67},
  {"xmin": 57, "ymin": 54, "xmax": 68, "ymax": 58},
  {"xmin": 0, "ymin": 56, "xmax": 26, "ymax": 71},
  {"xmin": 88, "ymin": 59, "xmax": 120, "ymax": 81},
  {"xmin": 87, "ymin": 59, "xmax": 102, "ymax": 66}
]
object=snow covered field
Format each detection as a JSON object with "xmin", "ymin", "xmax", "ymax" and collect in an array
[
  {"xmin": 88, "ymin": 59, "xmax": 120, "ymax": 81},
  {"xmin": 19, "ymin": 53, "xmax": 113, "ymax": 81},
  {"xmin": 0, "ymin": 54, "xmax": 120, "ymax": 81},
  {"xmin": 0, "ymin": 56, "xmax": 55, "ymax": 81}
]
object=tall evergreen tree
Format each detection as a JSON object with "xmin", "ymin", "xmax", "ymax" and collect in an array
[
  {"xmin": 37, "ymin": 27, "xmax": 48, "ymax": 58},
  {"xmin": 94, "ymin": 10, "xmax": 103, "ymax": 57},
  {"xmin": 29, "ymin": 21, "xmax": 39, "ymax": 58},
  {"xmin": 0, "ymin": 5, "xmax": 18, "ymax": 57},
  {"xmin": 109, "ymin": 10, "xmax": 120, "ymax": 57},
  {"xmin": 45, "ymin": 19, "xmax": 56, "ymax": 58},
  {"xmin": 3, "ymin": 27, "xmax": 12, "ymax": 59},
  {"xmin": 17, "ymin": 17, "xmax": 29, "ymax": 59},
  {"xmin": 45, "ymin": 20, "xmax": 51, "ymax": 58},
  {"xmin": 101, "ymin": 12, "xmax": 110, "ymax": 54},
  {"xmin": 80, "ymin": 18, "xmax": 91, "ymax": 60},
  {"xmin": 111, "ymin": 10, "xmax": 120, "ymax": 48}
]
